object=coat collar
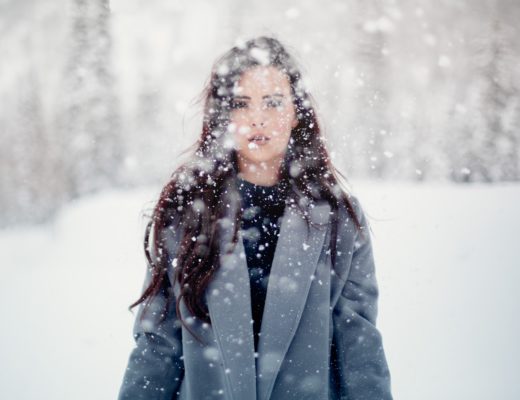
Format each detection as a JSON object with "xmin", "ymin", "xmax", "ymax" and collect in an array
[{"xmin": 206, "ymin": 200, "xmax": 331, "ymax": 400}]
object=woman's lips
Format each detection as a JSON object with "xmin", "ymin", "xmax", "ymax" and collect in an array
[{"xmin": 247, "ymin": 135, "xmax": 270, "ymax": 148}]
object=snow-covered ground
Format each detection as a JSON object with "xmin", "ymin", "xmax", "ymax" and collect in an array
[{"xmin": 0, "ymin": 181, "xmax": 519, "ymax": 400}]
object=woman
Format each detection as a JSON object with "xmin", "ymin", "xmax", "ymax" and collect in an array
[{"xmin": 118, "ymin": 36, "xmax": 393, "ymax": 400}]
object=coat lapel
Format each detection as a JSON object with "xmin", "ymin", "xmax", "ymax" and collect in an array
[
  {"xmin": 256, "ymin": 202, "xmax": 330, "ymax": 400},
  {"xmin": 206, "ymin": 228, "xmax": 257, "ymax": 400},
  {"xmin": 206, "ymin": 201, "xmax": 330, "ymax": 400}
]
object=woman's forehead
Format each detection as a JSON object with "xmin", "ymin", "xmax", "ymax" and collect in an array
[{"xmin": 234, "ymin": 66, "xmax": 291, "ymax": 94}]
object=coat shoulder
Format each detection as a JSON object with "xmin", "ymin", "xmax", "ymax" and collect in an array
[{"xmin": 335, "ymin": 193, "xmax": 368, "ymax": 238}]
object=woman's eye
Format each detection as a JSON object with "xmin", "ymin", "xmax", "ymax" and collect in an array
[
  {"xmin": 230, "ymin": 100, "xmax": 247, "ymax": 109},
  {"xmin": 267, "ymin": 100, "xmax": 282, "ymax": 108}
]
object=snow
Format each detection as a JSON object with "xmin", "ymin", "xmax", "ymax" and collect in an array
[{"xmin": 1, "ymin": 181, "xmax": 519, "ymax": 399}]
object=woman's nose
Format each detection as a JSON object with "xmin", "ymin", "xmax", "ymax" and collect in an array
[{"xmin": 250, "ymin": 107, "xmax": 266, "ymax": 128}]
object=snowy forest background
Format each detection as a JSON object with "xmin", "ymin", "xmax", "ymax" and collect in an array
[
  {"xmin": 1, "ymin": 1, "xmax": 520, "ymax": 400},
  {"xmin": 1, "ymin": 0, "xmax": 519, "ymax": 227}
]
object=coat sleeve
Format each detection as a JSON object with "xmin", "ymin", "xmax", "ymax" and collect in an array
[
  {"xmin": 332, "ymin": 198, "xmax": 393, "ymax": 400},
  {"xmin": 118, "ymin": 225, "xmax": 185, "ymax": 400}
]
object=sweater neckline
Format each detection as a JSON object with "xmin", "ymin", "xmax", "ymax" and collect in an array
[{"xmin": 236, "ymin": 176, "xmax": 287, "ymax": 209}]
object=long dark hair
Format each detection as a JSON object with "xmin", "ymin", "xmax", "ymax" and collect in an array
[{"xmin": 130, "ymin": 36, "xmax": 365, "ymax": 342}]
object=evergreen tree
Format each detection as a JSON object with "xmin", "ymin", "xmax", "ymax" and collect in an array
[{"xmin": 54, "ymin": 0, "xmax": 121, "ymax": 198}]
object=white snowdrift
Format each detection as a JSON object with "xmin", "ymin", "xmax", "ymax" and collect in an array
[{"xmin": 0, "ymin": 181, "xmax": 519, "ymax": 400}]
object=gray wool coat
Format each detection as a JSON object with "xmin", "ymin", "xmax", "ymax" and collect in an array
[{"xmin": 118, "ymin": 196, "xmax": 393, "ymax": 400}]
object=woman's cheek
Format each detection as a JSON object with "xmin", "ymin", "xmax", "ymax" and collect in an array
[{"xmin": 233, "ymin": 124, "xmax": 249, "ymax": 143}]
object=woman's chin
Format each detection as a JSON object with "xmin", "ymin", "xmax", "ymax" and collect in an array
[{"xmin": 238, "ymin": 152, "xmax": 283, "ymax": 169}]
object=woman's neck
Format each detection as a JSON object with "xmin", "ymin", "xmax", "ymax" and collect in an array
[{"xmin": 237, "ymin": 158, "xmax": 282, "ymax": 186}]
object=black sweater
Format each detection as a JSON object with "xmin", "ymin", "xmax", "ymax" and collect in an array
[{"xmin": 236, "ymin": 177, "xmax": 287, "ymax": 353}]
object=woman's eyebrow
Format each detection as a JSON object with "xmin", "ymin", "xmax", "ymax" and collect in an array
[{"xmin": 232, "ymin": 93, "xmax": 285, "ymax": 100}]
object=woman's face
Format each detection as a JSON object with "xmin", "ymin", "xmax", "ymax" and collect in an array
[{"xmin": 229, "ymin": 65, "xmax": 298, "ymax": 177}]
